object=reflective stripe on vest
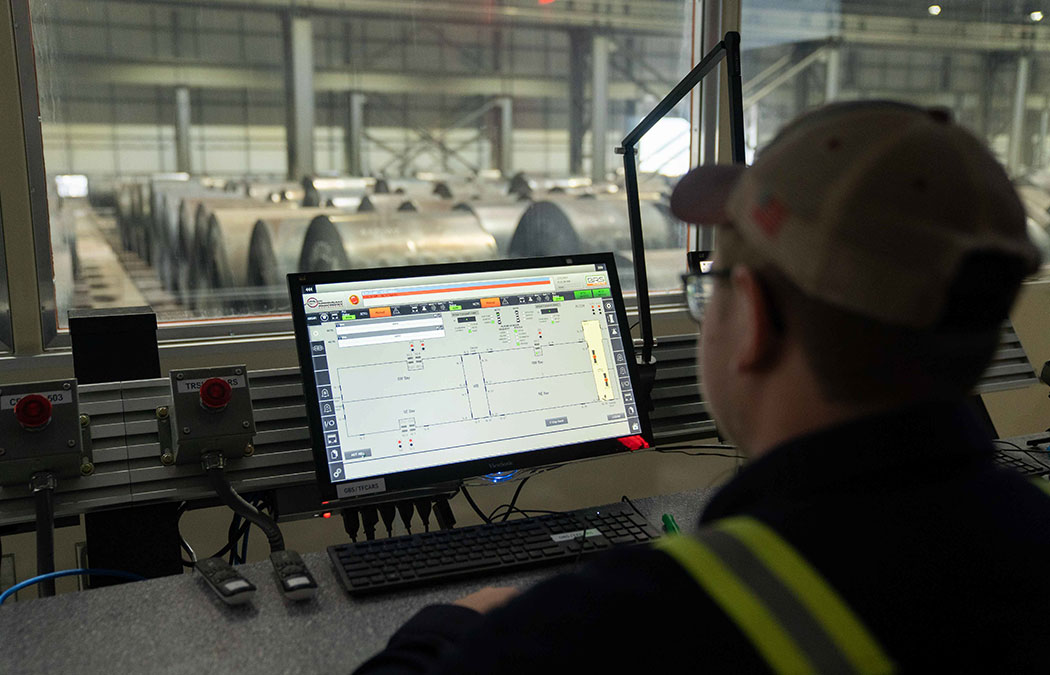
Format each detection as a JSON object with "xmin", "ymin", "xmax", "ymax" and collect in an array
[
  {"xmin": 1032, "ymin": 478, "xmax": 1050, "ymax": 497},
  {"xmin": 656, "ymin": 516, "xmax": 895, "ymax": 675}
]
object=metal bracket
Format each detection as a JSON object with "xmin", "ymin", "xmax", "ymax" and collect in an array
[
  {"xmin": 156, "ymin": 406, "xmax": 175, "ymax": 466},
  {"xmin": 79, "ymin": 414, "xmax": 94, "ymax": 476}
]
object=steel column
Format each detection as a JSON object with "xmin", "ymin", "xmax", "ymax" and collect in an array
[
  {"xmin": 825, "ymin": 42, "xmax": 841, "ymax": 102},
  {"xmin": 283, "ymin": 14, "xmax": 316, "ymax": 181},
  {"xmin": 174, "ymin": 85, "xmax": 192, "ymax": 174},
  {"xmin": 569, "ymin": 30, "xmax": 589, "ymax": 174},
  {"xmin": 493, "ymin": 96, "xmax": 513, "ymax": 176},
  {"xmin": 591, "ymin": 34, "xmax": 611, "ymax": 182},
  {"xmin": 699, "ymin": 0, "xmax": 721, "ymax": 166},
  {"xmin": 345, "ymin": 92, "xmax": 367, "ymax": 175},
  {"xmin": 1008, "ymin": 53, "xmax": 1031, "ymax": 174},
  {"xmin": 1037, "ymin": 106, "xmax": 1049, "ymax": 170}
]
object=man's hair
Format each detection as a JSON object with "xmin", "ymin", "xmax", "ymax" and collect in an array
[{"xmin": 717, "ymin": 227, "xmax": 1030, "ymax": 405}]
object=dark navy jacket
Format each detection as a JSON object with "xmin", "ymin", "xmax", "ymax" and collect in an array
[{"xmin": 355, "ymin": 402, "xmax": 1050, "ymax": 673}]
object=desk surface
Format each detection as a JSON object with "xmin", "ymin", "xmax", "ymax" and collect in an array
[{"xmin": 0, "ymin": 489, "xmax": 714, "ymax": 675}]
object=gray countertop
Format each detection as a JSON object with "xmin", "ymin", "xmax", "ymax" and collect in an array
[{"xmin": 0, "ymin": 489, "xmax": 715, "ymax": 675}]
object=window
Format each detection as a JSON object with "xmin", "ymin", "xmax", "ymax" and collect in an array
[
  {"xmin": 23, "ymin": 0, "xmax": 697, "ymax": 337},
  {"xmin": 740, "ymin": 0, "xmax": 1050, "ymax": 260}
]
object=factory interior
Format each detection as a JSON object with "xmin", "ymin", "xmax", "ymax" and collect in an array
[{"xmin": 1, "ymin": 0, "xmax": 1050, "ymax": 671}]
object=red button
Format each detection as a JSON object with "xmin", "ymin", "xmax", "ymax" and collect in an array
[
  {"xmin": 199, "ymin": 378, "xmax": 233, "ymax": 410},
  {"xmin": 15, "ymin": 394, "xmax": 52, "ymax": 429}
]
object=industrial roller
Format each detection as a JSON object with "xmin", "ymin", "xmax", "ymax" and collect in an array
[
  {"xmin": 397, "ymin": 198, "xmax": 455, "ymax": 213},
  {"xmin": 247, "ymin": 214, "xmax": 329, "ymax": 312},
  {"xmin": 170, "ymin": 197, "xmax": 259, "ymax": 305},
  {"xmin": 508, "ymin": 198, "xmax": 674, "ymax": 258},
  {"xmin": 188, "ymin": 203, "xmax": 290, "ymax": 312},
  {"xmin": 302, "ymin": 176, "xmax": 373, "ymax": 207},
  {"xmin": 506, "ymin": 173, "xmax": 593, "ymax": 200},
  {"xmin": 195, "ymin": 205, "xmax": 324, "ymax": 314},
  {"xmin": 377, "ymin": 178, "xmax": 434, "ymax": 198},
  {"xmin": 358, "ymin": 194, "xmax": 416, "ymax": 213},
  {"xmin": 299, "ymin": 212, "xmax": 497, "ymax": 272},
  {"xmin": 452, "ymin": 199, "xmax": 530, "ymax": 254}
]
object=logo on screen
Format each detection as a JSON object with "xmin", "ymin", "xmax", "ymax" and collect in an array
[
  {"xmin": 306, "ymin": 297, "xmax": 319, "ymax": 308},
  {"xmin": 586, "ymin": 275, "xmax": 607, "ymax": 287},
  {"xmin": 349, "ymin": 295, "xmax": 360, "ymax": 305}
]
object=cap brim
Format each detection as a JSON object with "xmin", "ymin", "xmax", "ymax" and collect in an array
[{"xmin": 670, "ymin": 164, "xmax": 748, "ymax": 224}]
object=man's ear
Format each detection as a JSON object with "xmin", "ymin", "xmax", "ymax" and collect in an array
[{"xmin": 730, "ymin": 265, "xmax": 782, "ymax": 372}]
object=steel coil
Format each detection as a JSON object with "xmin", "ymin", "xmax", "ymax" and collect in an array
[
  {"xmin": 508, "ymin": 198, "xmax": 674, "ymax": 258},
  {"xmin": 300, "ymin": 212, "xmax": 497, "ymax": 272}
]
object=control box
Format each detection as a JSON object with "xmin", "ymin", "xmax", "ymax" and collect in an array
[
  {"xmin": 0, "ymin": 379, "xmax": 84, "ymax": 486},
  {"xmin": 167, "ymin": 366, "xmax": 256, "ymax": 466}
]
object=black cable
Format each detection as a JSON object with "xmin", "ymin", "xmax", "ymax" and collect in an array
[
  {"xmin": 342, "ymin": 508, "xmax": 360, "ymax": 542},
  {"xmin": 396, "ymin": 501, "xmax": 415, "ymax": 534},
  {"xmin": 500, "ymin": 477, "xmax": 531, "ymax": 523},
  {"xmin": 361, "ymin": 505, "xmax": 379, "ymax": 541},
  {"xmin": 620, "ymin": 495, "xmax": 647, "ymax": 520},
  {"xmin": 414, "ymin": 499, "xmax": 433, "ymax": 533},
  {"xmin": 204, "ymin": 461, "xmax": 284, "ymax": 553},
  {"xmin": 656, "ymin": 443, "xmax": 738, "ymax": 451},
  {"xmin": 654, "ymin": 449, "xmax": 743, "ymax": 459},
  {"xmin": 31, "ymin": 473, "xmax": 57, "ymax": 597},
  {"xmin": 378, "ymin": 503, "xmax": 397, "ymax": 537},
  {"xmin": 433, "ymin": 497, "xmax": 456, "ymax": 530},
  {"xmin": 460, "ymin": 486, "xmax": 491, "ymax": 524}
]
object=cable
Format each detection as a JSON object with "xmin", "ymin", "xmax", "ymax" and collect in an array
[
  {"xmin": 0, "ymin": 568, "xmax": 145, "ymax": 605},
  {"xmin": 30, "ymin": 472, "xmax": 57, "ymax": 598},
  {"xmin": 203, "ymin": 454, "xmax": 284, "ymax": 553},
  {"xmin": 654, "ymin": 449, "xmax": 743, "ymax": 459},
  {"xmin": 414, "ymin": 498, "xmax": 433, "ymax": 533},
  {"xmin": 397, "ymin": 501, "xmax": 415, "ymax": 534},
  {"xmin": 342, "ymin": 508, "xmax": 360, "ymax": 542},
  {"xmin": 460, "ymin": 486, "xmax": 491, "ymax": 524},
  {"xmin": 361, "ymin": 505, "xmax": 379, "ymax": 541},
  {"xmin": 378, "ymin": 503, "xmax": 397, "ymax": 537},
  {"xmin": 176, "ymin": 502, "xmax": 198, "ymax": 566},
  {"xmin": 620, "ymin": 495, "xmax": 647, "ymax": 520},
  {"xmin": 500, "ymin": 477, "xmax": 531, "ymax": 522}
]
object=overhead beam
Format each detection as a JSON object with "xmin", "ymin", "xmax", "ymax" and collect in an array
[
  {"xmin": 59, "ymin": 60, "xmax": 670, "ymax": 101},
  {"xmin": 99, "ymin": 0, "xmax": 686, "ymax": 36}
]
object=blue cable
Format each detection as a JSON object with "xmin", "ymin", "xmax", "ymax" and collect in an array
[{"xmin": 0, "ymin": 568, "xmax": 145, "ymax": 605}]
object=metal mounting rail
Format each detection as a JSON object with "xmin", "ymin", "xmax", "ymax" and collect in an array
[{"xmin": 0, "ymin": 326, "xmax": 1035, "ymax": 528}]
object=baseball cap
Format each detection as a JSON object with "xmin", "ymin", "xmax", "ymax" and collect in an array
[{"xmin": 670, "ymin": 101, "xmax": 1042, "ymax": 329}]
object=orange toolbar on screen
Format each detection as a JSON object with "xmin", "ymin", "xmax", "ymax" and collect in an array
[
  {"xmin": 480, "ymin": 298, "xmax": 500, "ymax": 308},
  {"xmin": 370, "ymin": 307, "xmax": 392, "ymax": 317}
]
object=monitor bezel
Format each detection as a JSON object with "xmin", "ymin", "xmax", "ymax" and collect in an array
[{"xmin": 288, "ymin": 253, "xmax": 654, "ymax": 503}]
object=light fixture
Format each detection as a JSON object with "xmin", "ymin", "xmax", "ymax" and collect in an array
[
  {"xmin": 928, "ymin": 4, "xmax": 942, "ymax": 15},
  {"xmin": 1030, "ymin": 10, "xmax": 1045, "ymax": 21}
]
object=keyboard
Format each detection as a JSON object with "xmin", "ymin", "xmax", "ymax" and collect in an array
[
  {"xmin": 328, "ymin": 501, "xmax": 662, "ymax": 595},
  {"xmin": 993, "ymin": 448, "xmax": 1050, "ymax": 477}
]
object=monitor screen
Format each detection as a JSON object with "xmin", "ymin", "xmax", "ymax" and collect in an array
[{"xmin": 288, "ymin": 254, "xmax": 651, "ymax": 502}]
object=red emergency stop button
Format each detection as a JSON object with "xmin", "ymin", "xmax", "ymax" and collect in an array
[
  {"xmin": 15, "ymin": 394, "xmax": 52, "ymax": 430},
  {"xmin": 199, "ymin": 378, "xmax": 233, "ymax": 411}
]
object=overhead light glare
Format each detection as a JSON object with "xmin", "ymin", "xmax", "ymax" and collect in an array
[
  {"xmin": 1030, "ymin": 10, "xmax": 1044, "ymax": 21},
  {"xmin": 928, "ymin": 4, "xmax": 942, "ymax": 16}
]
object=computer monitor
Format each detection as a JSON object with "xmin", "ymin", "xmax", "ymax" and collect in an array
[{"xmin": 288, "ymin": 254, "xmax": 652, "ymax": 502}]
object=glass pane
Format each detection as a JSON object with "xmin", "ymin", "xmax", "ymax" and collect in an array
[
  {"xmin": 28, "ymin": 0, "xmax": 696, "ymax": 331},
  {"xmin": 741, "ymin": 0, "xmax": 1050, "ymax": 261}
]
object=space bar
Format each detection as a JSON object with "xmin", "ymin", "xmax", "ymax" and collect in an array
[{"xmin": 416, "ymin": 557, "xmax": 504, "ymax": 576}]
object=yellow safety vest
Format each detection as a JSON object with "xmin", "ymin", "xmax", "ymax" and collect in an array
[{"xmin": 655, "ymin": 516, "xmax": 895, "ymax": 675}]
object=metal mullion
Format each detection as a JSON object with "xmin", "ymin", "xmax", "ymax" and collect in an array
[{"xmin": 0, "ymin": 0, "xmax": 54, "ymax": 355}]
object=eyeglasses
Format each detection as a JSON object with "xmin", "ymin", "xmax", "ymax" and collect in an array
[{"xmin": 681, "ymin": 262, "xmax": 732, "ymax": 324}]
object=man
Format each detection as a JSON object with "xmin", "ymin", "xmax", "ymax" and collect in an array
[{"xmin": 355, "ymin": 101, "xmax": 1050, "ymax": 673}]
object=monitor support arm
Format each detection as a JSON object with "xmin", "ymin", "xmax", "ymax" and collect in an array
[{"xmin": 617, "ymin": 31, "xmax": 745, "ymax": 370}]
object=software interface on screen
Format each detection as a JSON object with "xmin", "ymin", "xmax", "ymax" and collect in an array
[{"xmin": 300, "ymin": 263, "xmax": 641, "ymax": 497}]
